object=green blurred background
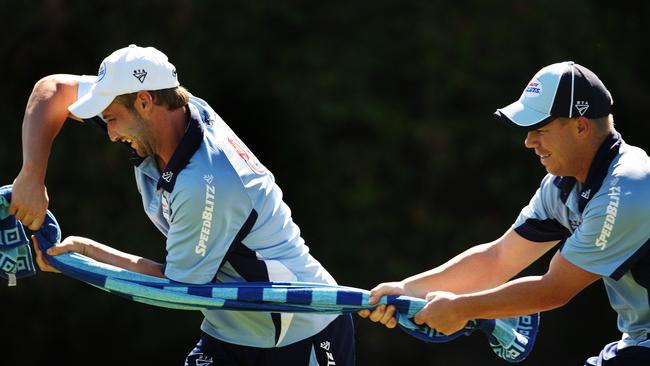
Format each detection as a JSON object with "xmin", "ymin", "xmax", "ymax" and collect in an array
[{"xmin": 2, "ymin": 1, "xmax": 649, "ymax": 365}]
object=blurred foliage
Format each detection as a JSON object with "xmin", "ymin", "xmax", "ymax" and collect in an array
[{"xmin": 1, "ymin": 0, "xmax": 649, "ymax": 365}]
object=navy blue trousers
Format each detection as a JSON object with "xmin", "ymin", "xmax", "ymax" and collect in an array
[
  {"xmin": 185, "ymin": 314, "xmax": 355, "ymax": 366},
  {"xmin": 585, "ymin": 341, "xmax": 650, "ymax": 366}
]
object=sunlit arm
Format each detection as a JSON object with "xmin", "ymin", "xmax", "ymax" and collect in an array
[
  {"xmin": 20, "ymin": 74, "xmax": 83, "ymax": 180},
  {"xmin": 11, "ymin": 74, "xmax": 85, "ymax": 230},
  {"xmin": 401, "ymin": 228, "xmax": 559, "ymax": 298},
  {"xmin": 33, "ymin": 235, "xmax": 164, "ymax": 278},
  {"xmin": 454, "ymin": 251, "xmax": 600, "ymax": 320}
]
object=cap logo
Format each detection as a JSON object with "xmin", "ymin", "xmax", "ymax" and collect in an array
[
  {"xmin": 172, "ymin": 68, "xmax": 177, "ymax": 78},
  {"xmin": 575, "ymin": 101, "xmax": 589, "ymax": 116},
  {"xmin": 133, "ymin": 69, "xmax": 148, "ymax": 83},
  {"xmin": 524, "ymin": 78, "xmax": 542, "ymax": 98},
  {"xmin": 97, "ymin": 62, "xmax": 107, "ymax": 83}
]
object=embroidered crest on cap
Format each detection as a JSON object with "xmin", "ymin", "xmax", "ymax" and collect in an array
[
  {"xmin": 575, "ymin": 101, "xmax": 589, "ymax": 116},
  {"xmin": 133, "ymin": 69, "xmax": 147, "ymax": 83}
]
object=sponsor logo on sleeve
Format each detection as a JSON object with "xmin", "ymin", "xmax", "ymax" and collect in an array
[
  {"xmin": 227, "ymin": 136, "xmax": 266, "ymax": 174},
  {"xmin": 195, "ymin": 179, "xmax": 216, "ymax": 257}
]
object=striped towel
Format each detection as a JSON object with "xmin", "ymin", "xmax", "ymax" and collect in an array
[{"xmin": 1, "ymin": 185, "xmax": 539, "ymax": 363}]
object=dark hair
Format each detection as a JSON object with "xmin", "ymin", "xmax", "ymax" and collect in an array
[{"xmin": 114, "ymin": 86, "xmax": 190, "ymax": 112}]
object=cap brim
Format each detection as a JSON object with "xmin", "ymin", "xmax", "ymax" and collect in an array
[
  {"xmin": 68, "ymin": 91, "xmax": 115, "ymax": 119},
  {"xmin": 494, "ymin": 100, "xmax": 554, "ymax": 131}
]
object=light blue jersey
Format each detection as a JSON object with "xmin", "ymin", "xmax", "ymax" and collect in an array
[
  {"xmin": 78, "ymin": 80, "xmax": 337, "ymax": 347},
  {"xmin": 513, "ymin": 131, "xmax": 650, "ymax": 349}
]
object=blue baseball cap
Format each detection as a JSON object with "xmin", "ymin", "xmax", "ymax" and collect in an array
[{"xmin": 494, "ymin": 61, "xmax": 613, "ymax": 130}]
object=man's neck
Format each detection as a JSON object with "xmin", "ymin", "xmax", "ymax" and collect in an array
[
  {"xmin": 154, "ymin": 106, "xmax": 188, "ymax": 172},
  {"xmin": 575, "ymin": 131, "xmax": 613, "ymax": 183}
]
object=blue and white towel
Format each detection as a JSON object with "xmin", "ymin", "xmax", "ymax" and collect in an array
[
  {"xmin": 0, "ymin": 185, "xmax": 36, "ymax": 286},
  {"xmin": 0, "ymin": 185, "xmax": 539, "ymax": 363}
]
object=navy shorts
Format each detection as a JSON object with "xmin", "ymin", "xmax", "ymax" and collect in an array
[
  {"xmin": 585, "ymin": 341, "xmax": 650, "ymax": 366},
  {"xmin": 185, "ymin": 314, "xmax": 355, "ymax": 366}
]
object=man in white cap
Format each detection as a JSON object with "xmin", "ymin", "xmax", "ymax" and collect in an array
[
  {"xmin": 359, "ymin": 62, "xmax": 650, "ymax": 365},
  {"xmin": 11, "ymin": 44, "xmax": 355, "ymax": 365}
]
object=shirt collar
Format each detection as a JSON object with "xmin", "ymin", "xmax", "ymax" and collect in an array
[
  {"xmin": 156, "ymin": 104, "xmax": 205, "ymax": 193},
  {"xmin": 553, "ymin": 131, "xmax": 622, "ymax": 212}
]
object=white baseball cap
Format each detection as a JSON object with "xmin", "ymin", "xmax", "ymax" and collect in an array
[
  {"xmin": 494, "ymin": 61, "xmax": 613, "ymax": 130},
  {"xmin": 68, "ymin": 44, "xmax": 180, "ymax": 119}
]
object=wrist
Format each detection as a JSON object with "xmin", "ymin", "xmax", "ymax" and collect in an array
[
  {"xmin": 455, "ymin": 294, "xmax": 478, "ymax": 321},
  {"xmin": 68, "ymin": 236, "xmax": 89, "ymax": 256},
  {"xmin": 19, "ymin": 162, "xmax": 47, "ymax": 182},
  {"xmin": 400, "ymin": 281, "xmax": 420, "ymax": 298}
]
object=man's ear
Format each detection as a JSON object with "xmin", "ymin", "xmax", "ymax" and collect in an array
[
  {"xmin": 135, "ymin": 91, "xmax": 154, "ymax": 115},
  {"xmin": 575, "ymin": 116, "xmax": 591, "ymax": 137}
]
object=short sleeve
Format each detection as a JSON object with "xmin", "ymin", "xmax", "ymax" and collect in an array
[
  {"xmin": 513, "ymin": 175, "xmax": 572, "ymax": 242},
  {"xmin": 163, "ymin": 172, "xmax": 254, "ymax": 284},
  {"xmin": 561, "ymin": 179, "xmax": 650, "ymax": 279}
]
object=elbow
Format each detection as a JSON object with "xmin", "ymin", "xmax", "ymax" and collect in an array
[
  {"xmin": 32, "ymin": 75, "xmax": 60, "ymax": 94},
  {"xmin": 32, "ymin": 74, "xmax": 78, "ymax": 97},
  {"xmin": 27, "ymin": 75, "xmax": 79, "ymax": 117}
]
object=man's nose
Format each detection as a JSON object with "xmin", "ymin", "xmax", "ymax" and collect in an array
[{"xmin": 524, "ymin": 132, "xmax": 536, "ymax": 149}]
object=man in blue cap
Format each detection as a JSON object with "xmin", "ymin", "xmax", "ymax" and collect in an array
[
  {"xmin": 11, "ymin": 44, "xmax": 355, "ymax": 366},
  {"xmin": 359, "ymin": 61, "xmax": 650, "ymax": 365}
]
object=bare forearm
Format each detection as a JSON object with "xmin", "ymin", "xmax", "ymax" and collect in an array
[
  {"xmin": 456, "ymin": 251, "xmax": 600, "ymax": 320},
  {"xmin": 456, "ymin": 276, "xmax": 564, "ymax": 320},
  {"xmin": 68, "ymin": 237, "xmax": 164, "ymax": 278},
  {"xmin": 401, "ymin": 230, "xmax": 558, "ymax": 298},
  {"xmin": 403, "ymin": 242, "xmax": 510, "ymax": 298}
]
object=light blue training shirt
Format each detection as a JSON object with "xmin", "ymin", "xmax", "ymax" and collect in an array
[
  {"xmin": 77, "ymin": 78, "xmax": 337, "ymax": 347},
  {"xmin": 513, "ymin": 131, "xmax": 650, "ymax": 349}
]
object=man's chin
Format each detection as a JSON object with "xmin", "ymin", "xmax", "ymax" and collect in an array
[
  {"xmin": 544, "ymin": 167, "xmax": 564, "ymax": 177},
  {"xmin": 134, "ymin": 149, "xmax": 147, "ymax": 158}
]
